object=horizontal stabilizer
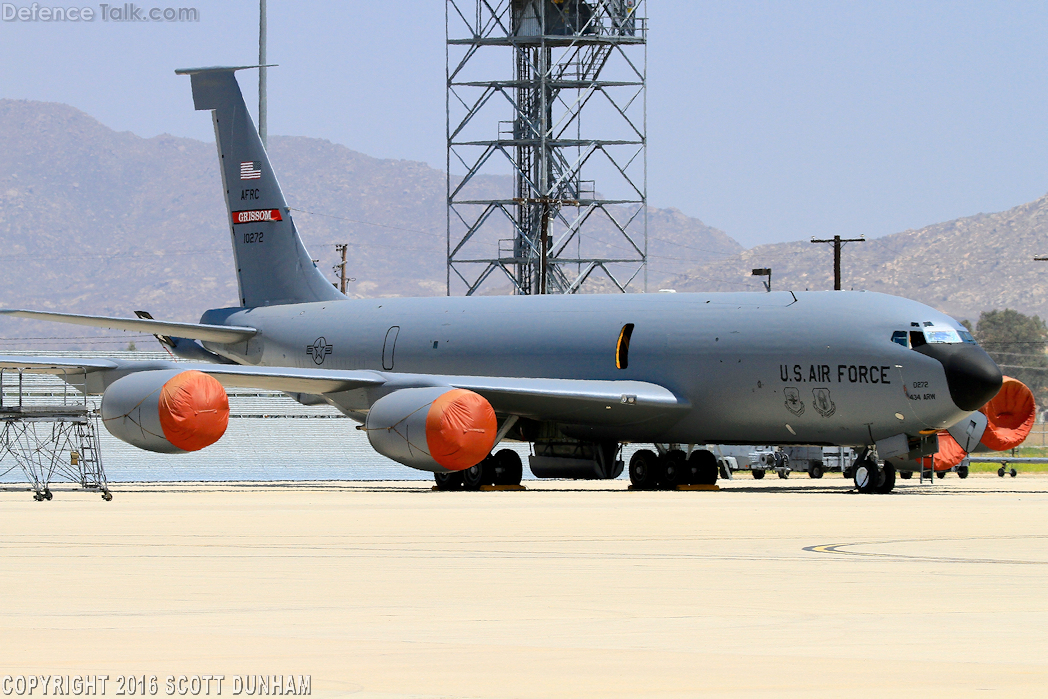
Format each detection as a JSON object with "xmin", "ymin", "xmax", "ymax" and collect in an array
[{"xmin": 0, "ymin": 310, "xmax": 257, "ymax": 344}]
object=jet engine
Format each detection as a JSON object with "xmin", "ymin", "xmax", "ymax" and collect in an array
[
  {"xmin": 973, "ymin": 375, "xmax": 1036, "ymax": 452},
  {"xmin": 101, "ymin": 369, "xmax": 229, "ymax": 453},
  {"xmin": 921, "ymin": 376, "xmax": 1036, "ymax": 469},
  {"xmin": 364, "ymin": 387, "xmax": 497, "ymax": 472}
]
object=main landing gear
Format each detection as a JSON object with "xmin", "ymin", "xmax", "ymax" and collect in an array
[
  {"xmin": 433, "ymin": 449, "xmax": 524, "ymax": 491},
  {"xmin": 628, "ymin": 449, "xmax": 719, "ymax": 490},
  {"xmin": 852, "ymin": 453, "xmax": 895, "ymax": 494}
]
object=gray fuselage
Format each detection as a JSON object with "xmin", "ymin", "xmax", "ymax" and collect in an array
[{"xmin": 199, "ymin": 289, "xmax": 976, "ymax": 447}]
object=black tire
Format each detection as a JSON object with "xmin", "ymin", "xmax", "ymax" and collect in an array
[
  {"xmin": 687, "ymin": 450, "xmax": 719, "ymax": 485},
  {"xmin": 843, "ymin": 466, "xmax": 855, "ymax": 479},
  {"xmin": 998, "ymin": 466, "xmax": 1006, "ymax": 478},
  {"xmin": 1010, "ymin": 468, "xmax": 1018, "ymax": 478},
  {"xmin": 935, "ymin": 470, "xmax": 946, "ymax": 479},
  {"xmin": 434, "ymin": 471, "xmax": 463, "ymax": 491},
  {"xmin": 899, "ymin": 471, "xmax": 912, "ymax": 480},
  {"xmin": 102, "ymin": 491, "xmax": 113, "ymax": 501},
  {"xmin": 629, "ymin": 449, "xmax": 660, "ymax": 490},
  {"xmin": 957, "ymin": 465, "xmax": 969, "ymax": 479},
  {"xmin": 44, "ymin": 490, "xmax": 53, "ymax": 501},
  {"xmin": 876, "ymin": 465, "xmax": 896, "ymax": 494},
  {"xmin": 777, "ymin": 470, "xmax": 789, "ymax": 479},
  {"xmin": 854, "ymin": 459, "xmax": 884, "ymax": 494},
  {"xmin": 922, "ymin": 469, "xmax": 934, "ymax": 480},
  {"xmin": 809, "ymin": 463, "xmax": 824, "ymax": 479},
  {"xmin": 660, "ymin": 450, "xmax": 688, "ymax": 487},
  {"xmin": 462, "ymin": 463, "xmax": 485, "ymax": 490},
  {"xmin": 752, "ymin": 469, "xmax": 765, "ymax": 480},
  {"xmin": 493, "ymin": 449, "xmax": 523, "ymax": 486}
]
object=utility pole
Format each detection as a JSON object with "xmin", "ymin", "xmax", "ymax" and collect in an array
[
  {"xmin": 258, "ymin": 0, "xmax": 267, "ymax": 148},
  {"xmin": 333, "ymin": 244, "xmax": 351, "ymax": 294},
  {"xmin": 810, "ymin": 235, "xmax": 865, "ymax": 290}
]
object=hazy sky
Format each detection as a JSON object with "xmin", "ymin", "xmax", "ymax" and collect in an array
[{"xmin": 3, "ymin": 1, "xmax": 1048, "ymax": 248}]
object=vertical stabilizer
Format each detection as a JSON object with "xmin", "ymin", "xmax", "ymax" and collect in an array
[{"xmin": 177, "ymin": 67, "xmax": 342, "ymax": 307}]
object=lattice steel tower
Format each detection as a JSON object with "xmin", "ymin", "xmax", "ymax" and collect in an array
[{"xmin": 447, "ymin": 0, "xmax": 647, "ymax": 295}]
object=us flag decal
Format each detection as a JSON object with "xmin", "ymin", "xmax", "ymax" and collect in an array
[{"xmin": 240, "ymin": 161, "xmax": 262, "ymax": 180}]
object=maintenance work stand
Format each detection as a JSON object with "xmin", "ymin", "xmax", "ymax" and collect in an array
[{"xmin": 0, "ymin": 367, "xmax": 111, "ymax": 501}]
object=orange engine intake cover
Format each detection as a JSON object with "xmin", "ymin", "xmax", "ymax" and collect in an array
[
  {"xmin": 920, "ymin": 431, "xmax": 967, "ymax": 471},
  {"xmin": 978, "ymin": 376, "xmax": 1036, "ymax": 452},
  {"xmin": 157, "ymin": 370, "xmax": 230, "ymax": 451},
  {"xmin": 424, "ymin": 388, "xmax": 498, "ymax": 471}
]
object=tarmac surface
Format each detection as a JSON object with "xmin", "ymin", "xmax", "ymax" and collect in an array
[{"xmin": 1, "ymin": 474, "xmax": 1046, "ymax": 698}]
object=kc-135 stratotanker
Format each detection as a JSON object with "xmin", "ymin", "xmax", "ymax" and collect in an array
[{"xmin": 1, "ymin": 67, "xmax": 1034, "ymax": 494}]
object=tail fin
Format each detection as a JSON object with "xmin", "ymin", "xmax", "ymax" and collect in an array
[{"xmin": 176, "ymin": 66, "xmax": 342, "ymax": 307}]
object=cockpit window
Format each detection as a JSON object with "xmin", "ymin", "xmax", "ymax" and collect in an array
[
  {"xmin": 891, "ymin": 331, "xmax": 909, "ymax": 348},
  {"xmin": 925, "ymin": 327, "xmax": 963, "ymax": 344},
  {"xmin": 959, "ymin": 330, "xmax": 976, "ymax": 344},
  {"xmin": 910, "ymin": 330, "xmax": 927, "ymax": 348}
]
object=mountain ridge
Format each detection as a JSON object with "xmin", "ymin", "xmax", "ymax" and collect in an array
[{"xmin": 1, "ymin": 98, "xmax": 1046, "ymax": 348}]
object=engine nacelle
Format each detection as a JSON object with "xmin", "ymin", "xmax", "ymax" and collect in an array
[
  {"xmin": 365, "ymin": 387, "xmax": 497, "ymax": 473},
  {"xmin": 101, "ymin": 370, "xmax": 229, "ymax": 453},
  {"xmin": 974, "ymin": 376, "xmax": 1036, "ymax": 452}
]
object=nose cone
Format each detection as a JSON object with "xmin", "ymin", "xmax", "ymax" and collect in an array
[{"xmin": 915, "ymin": 343, "xmax": 1003, "ymax": 411}]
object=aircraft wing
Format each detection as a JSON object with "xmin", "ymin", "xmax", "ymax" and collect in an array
[
  {"xmin": 0, "ymin": 356, "xmax": 121, "ymax": 374},
  {"xmin": 0, "ymin": 355, "xmax": 684, "ymax": 424},
  {"xmin": 0, "ymin": 310, "xmax": 256, "ymax": 344}
]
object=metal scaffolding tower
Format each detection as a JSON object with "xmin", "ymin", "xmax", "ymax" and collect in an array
[
  {"xmin": 0, "ymin": 369, "xmax": 111, "ymax": 501},
  {"xmin": 447, "ymin": 0, "xmax": 647, "ymax": 295}
]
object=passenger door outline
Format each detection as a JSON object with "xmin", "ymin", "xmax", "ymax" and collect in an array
[{"xmin": 382, "ymin": 326, "xmax": 400, "ymax": 371}]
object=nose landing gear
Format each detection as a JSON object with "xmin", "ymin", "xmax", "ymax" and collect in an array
[{"xmin": 852, "ymin": 452, "xmax": 896, "ymax": 494}]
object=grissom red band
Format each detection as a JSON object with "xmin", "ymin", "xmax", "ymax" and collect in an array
[
  {"xmin": 231, "ymin": 209, "xmax": 283, "ymax": 225},
  {"xmin": 424, "ymin": 389, "xmax": 497, "ymax": 471},
  {"xmin": 979, "ymin": 376, "xmax": 1036, "ymax": 452},
  {"xmin": 158, "ymin": 370, "xmax": 230, "ymax": 452}
]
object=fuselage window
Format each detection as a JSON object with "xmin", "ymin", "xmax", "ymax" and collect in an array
[
  {"xmin": 616, "ymin": 323, "xmax": 634, "ymax": 369},
  {"xmin": 891, "ymin": 331, "xmax": 909, "ymax": 348}
]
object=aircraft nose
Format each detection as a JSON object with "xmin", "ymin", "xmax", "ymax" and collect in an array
[{"xmin": 915, "ymin": 342, "xmax": 1003, "ymax": 411}]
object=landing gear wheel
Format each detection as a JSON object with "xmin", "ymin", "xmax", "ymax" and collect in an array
[
  {"xmin": 660, "ymin": 450, "xmax": 687, "ymax": 488},
  {"xmin": 33, "ymin": 493, "xmax": 44, "ymax": 502},
  {"xmin": 434, "ymin": 471, "xmax": 464, "ymax": 491},
  {"xmin": 957, "ymin": 465, "xmax": 969, "ymax": 479},
  {"xmin": 854, "ymin": 459, "xmax": 885, "ymax": 494},
  {"xmin": 777, "ymin": 470, "xmax": 789, "ymax": 479},
  {"xmin": 935, "ymin": 470, "xmax": 946, "ymax": 479},
  {"xmin": 899, "ymin": 471, "xmax": 913, "ymax": 480},
  {"xmin": 808, "ymin": 463, "xmax": 824, "ymax": 479},
  {"xmin": 752, "ymin": 469, "xmax": 765, "ymax": 480},
  {"xmin": 492, "ymin": 449, "xmax": 523, "ymax": 486},
  {"xmin": 102, "ymin": 491, "xmax": 113, "ymax": 501},
  {"xmin": 629, "ymin": 449, "xmax": 660, "ymax": 490},
  {"xmin": 1010, "ymin": 468, "xmax": 1018, "ymax": 478},
  {"xmin": 876, "ymin": 465, "xmax": 896, "ymax": 494},
  {"xmin": 44, "ymin": 490, "xmax": 53, "ymax": 501},
  {"xmin": 998, "ymin": 466, "xmax": 1006, "ymax": 478},
  {"xmin": 462, "ymin": 463, "xmax": 485, "ymax": 490},
  {"xmin": 687, "ymin": 450, "xmax": 718, "ymax": 486}
]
